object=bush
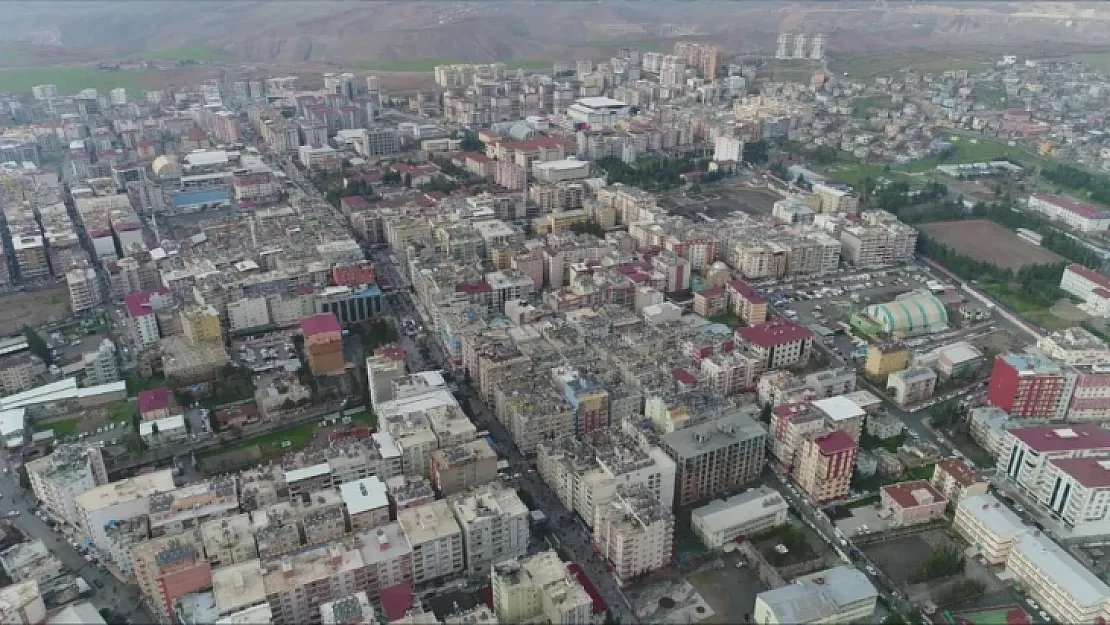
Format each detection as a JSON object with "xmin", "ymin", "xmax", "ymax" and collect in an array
[{"xmin": 910, "ymin": 546, "xmax": 964, "ymax": 583}]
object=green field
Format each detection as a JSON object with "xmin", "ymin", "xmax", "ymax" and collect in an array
[
  {"xmin": 852, "ymin": 95, "xmax": 893, "ymax": 119},
  {"xmin": 34, "ymin": 417, "xmax": 79, "ymax": 437},
  {"xmin": 900, "ymin": 135, "xmax": 1052, "ymax": 173},
  {"xmin": 766, "ymin": 58, "xmax": 822, "ymax": 83},
  {"xmin": 575, "ymin": 39, "xmax": 667, "ymax": 52},
  {"xmin": 829, "ymin": 52, "xmax": 990, "ymax": 83},
  {"xmin": 354, "ymin": 58, "xmax": 552, "ymax": 72},
  {"xmin": 0, "ymin": 66, "xmax": 153, "ymax": 96},
  {"xmin": 348, "ymin": 410, "xmax": 377, "ymax": 428},
  {"xmin": 200, "ymin": 421, "xmax": 317, "ymax": 459}
]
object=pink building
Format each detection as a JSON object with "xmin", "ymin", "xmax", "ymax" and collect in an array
[{"xmin": 880, "ymin": 480, "xmax": 948, "ymax": 526}]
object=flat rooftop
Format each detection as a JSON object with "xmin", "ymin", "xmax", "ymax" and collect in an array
[
  {"xmin": 212, "ymin": 559, "xmax": 266, "ymax": 616},
  {"xmin": 74, "ymin": 469, "xmax": 175, "ymax": 511}
]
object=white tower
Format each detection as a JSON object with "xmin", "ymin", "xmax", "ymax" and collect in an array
[
  {"xmin": 793, "ymin": 34, "xmax": 808, "ymax": 60},
  {"xmin": 810, "ymin": 33, "xmax": 825, "ymax": 61},
  {"xmin": 776, "ymin": 33, "xmax": 792, "ymax": 60}
]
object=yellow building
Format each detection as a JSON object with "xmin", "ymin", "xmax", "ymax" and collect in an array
[
  {"xmin": 181, "ymin": 305, "xmax": 223, "ymax": 344},
  {"xmin": 864, "ymin": 341, "xmax": 909, "ymax": 380},
  {"xmin": 531, "ymin": 209, "xmax": 590, "ymax": 236}
]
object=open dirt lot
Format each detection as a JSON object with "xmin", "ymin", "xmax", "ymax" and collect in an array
[
  {"xmin": 920, "ymin": 220, "xmax": 1064, "ymax": 270},
  {"xmin": 862, "ymin": 533, "xmax": 942, "ymax": 586},
  {"xmin": 0, "ymin": 286, "xmax": 70, "ymax": 335}
]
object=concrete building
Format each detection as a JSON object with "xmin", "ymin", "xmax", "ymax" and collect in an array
[
  {"xmin": 713, "ymin": 136, "xmax": 744, "ymax": 163},
  {"xmin": 132, "ymin": 530, "xmax": 211, "ymax": 623},
  {"xmin": 736, "ymin": 319, "xmax": 814, "ymax": 369},
  {"xmin": 753, "ymin": 566, "xmax": 877, "ymax": 624},
  {"xmin": 26, "ymin": 443, "xmax": 108, "ymax": 527},
  {"xmin": 0, "ymin": 580, "xmax": 45, "ymax": 625},
  {"xmin": 879, "ymin": 480, "xmax": 947, "ymax": 526},
  {"xmin": 886, "ymin": 367, "xmax": 937, "ymax": 406},
  {"xmin": 999, "ymin": 424, "xmax": 1110, "ymax": 502},
  {"xmin": 357, "ymin": 523, "xmax": 414, "ymax": 602},
  {"xmin": 953, "ymin": 494, "xmax": 1028, "ymax": 565},
  {"xmin": 931, "ymin": 458, "xmax": 989, "ymax": 504},
  {"xmin": 865, "ymin": 342, "xmax": 909, "ymax": 381},
  {"xmin": 1006, "ymin": 530, "xmax": 1110, "ymax": 624},
  {"xmin": 725, "ymin": 280, "xmax": 768, "ymax": 325},
  {"xmin": 1060, "ymin": 264, "xmax": 1110, "ymax": 318},
  {"xmin": 339, "ymin": 477, "xmax": 390, "ymax": 533},
  {"xmin": 320, "ymin": 592, "xmax": 375, "ymax": 625},
  {"xmin": 398, "ymin": 500, "xmax": 463, "ymax": 584},
  {"xmin": 690, "ymin": 486, "xmax": 789, "ymax": 549},
  {"xmin": 210, "ymin": 559, "xmax": 268, "ymax": 620},
  {"xmin": 808, "ymin": 183, "xmax": 859, "ymax": 214},
  {"xmin": 793, "ymin": 430, "xmax": 858, "ymax": 504},
  {"xmin": 201, "ymin": 515, "xmax": 258, "ymax": 568},
  {"xmin": 987, "ymin": 352, "xmax": 1075, "ymax": 420},
  {"xmin": 450, "ymin": 483, "xmax": 529, "ymax": 576},
  {"xmin": 301, "ymin": 313, "xmax": 345, "ymax": 377},
  {"xmin": 1027, "ymin": 193, "xmax": 1110, "ymax": 233},
  {"xmin": 660, "ymin": 410, "xmax": 766, "ymax": 506},
  {"xmin": 83, "ymin": 339, "xmax": 120, "ymax": 386},
  {"xmin": 591, "ymin": 485, "xmax": 674, "ymax": 586},
  {"xmin": 262, "ymin": 542, "xmax": 369, "ymax": 625},
  {"xmin": 1032, "ymin": 456, "xmax": 1110, "ymax": 538},
  {"xmin": 75, "ymin": 470, "xmax": 176, "ymax": 563},
  {"xmin": 567, "ymin": 97, "xmax": 631, "ymax": 128},
  {"xmin": 430, "ymin": 439, "xmax": 498, "ymax": 497},
  {"xmin": 366, "ymin": 344, "xmax": 406, "ymax": 410},
  {"xmin": 491, "ymin": 551, "xmax": 592, "ymax": 625},
  {"xmin": 67, "ymin": 265, "xmax": 102, "ymax": 315}
]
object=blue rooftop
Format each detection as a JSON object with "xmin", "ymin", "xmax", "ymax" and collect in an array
[{"xmin": 171, "ymin": 188, "xmax": 230, "ymax": 208}]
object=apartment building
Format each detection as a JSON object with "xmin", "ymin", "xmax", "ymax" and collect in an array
[
  {"xmin": 725, "ymin": 279, "xmax": 768, "ymax": 325},
  {"xmin": 0, "ymin": 581, "xmax": 45, "ymax": 625},
  {"xmin": 147, "ymin": 477, "xmax": 238, "ymax": 538},
  {"xmin": 26, "ymin": 443, "xmax": 108, "ymax": 528},
  {"xmin": 430, "ymin": 439, "xmax": 498, "ymax": 497},
  {"xmin": 1038, "ymin": 457, "xmax": 1110, "ymax": 538},
  {"xmin": 879, "ymin": 480, "xmax": 947, "ymax": 526},
  {"xmin": 0, "ymin": 354, "xmax": 42, "ymax": 396},
  {"xmin": 1027, "ymin": 193, "xmax": 1110, "ymax": 233},
  {"xmin": 660, "ymin": 410, "xmax": 767, "ymax": 506},
  {"xmin": 968, "ymin": 406, "xmax": 1022, "ymax": 460},
  {"xmin": 931, "ymin": 458, "xmax": 989, "ymax": 504},
  {"xmin": 262, "ymin": 542, "xmax": 369, "ymax": 625},
  {"xmin": 358, "ymin": 523, "xmax": 414, "ymax": 602},
  {"xmin": 491, "ymin": 551, "xmax": 592, "ymax": 625},
  {"xmin": 1006, "ymin": 531, "xmax": 1110, "ymax": 624},
  {"xmin": 451, "ymin": 484, "xmax": 529, "ymax": 575},
  {"xmin": 953, "ymin": 494, "xmax": 1027, "ymax": 565},
  {"xmin": 75, "ymin": 470, "xmax": 176, "ymax": 563},
  {"xmin": 736, "ymin": 319, "xmax": 814, "ymax": 369},
  {"xmin": 690, "ymin": 487, "xmax": 790, "ymax": 549},
  {"xmin": 754, "ymin": 566, "xmax": 877, "ymax": 625},
  {"xmin": 131, "ymin": 530, "xmax": 211, "ymax": 623},
  {"xmin": 201, "ymin": 514, "xmax": 258, "ymax": 568},
  {"xmin": 398, "ymin": 500, "xmax": 464, "ymax": 584},
  {"xmin": 886, "ymin": 367, "xmax": 937, "ymax": 406},
  {"xmin": 339, "ymin": 477, "xmax": 390, "ymax": 533},
  {"xmin": 865, "ymin": 341, "xmax": 910, "ymax": 381},
  {"xmin": 366, "ymin": 344, "xmax": 406, "ymax": 409},
  {"xmin": 537, "ymin": 430, "xmax": 676, "ymax": 525},
  {"xmin": 767, "ymin": 403, "xmax": 827, "ymax": 470},
  {"xmin": 1000, "ymin": 425, "xmax": 1110, "ymax": 500},
  {"xmin": 66, "ymin": 265, "xmax": 102, "ymax": 315},
  {"xmin": 125, "ymin": 290, "xmax": 165, "ymax": 347},
  {"xmin": 839, "ymin": 220, "xmax": 918, "ymax": 267},
  {"xmin": 808, "ymin": 183, "xmax": 859, "ymax": 214},
  {"xmin": 793, "ymin": 430, "xmax": 858, "ymax": 503},
  {"xmin": 210, "ymin": 560, "xmax": 268, "ymax": 622},
  {"xmin": 592, "ymin": 485, "xmax": 675, "ymax": 586},
  {"xmin": 987, "ymin": 352, "xmax": 1075, "ymax": 420},
  {"xmin": 712, "ymin": 136, "xmax": 743, "ymax": 163},
  {"xmin": 301, "ymin": 313, "xmax": 346, "ymax": 376}
]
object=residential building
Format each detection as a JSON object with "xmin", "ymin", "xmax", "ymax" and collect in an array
[
  {"xmin": 26, "ymin": 443, "xmax": 108, "ymax": 527},
  {"xmin": 125, "ymin": 290, "xmax": 164, "ymax": 347},
  {"xmin": 690, "ymin": 486, "xmax": 789, "ymax": 549},
  {"xmin": 713, "ymin": 136, "xmax": 744, "ymax": 163},
  {"xmin": 210, "ymin": 559, "xmax": 267, "ymax": 620},
  {"xmin": 659, "ymin": 410, "xmax": 766, "ymax": 506},
  {"xmin": 397, "ymin": 500, "xmax": 463, "ymax": 584},
  {"xmin": 262, "ymin": 542, "xmax": 369, "ymax": 625},
  {"xmin": 75, "ymin": 470, "xmax": 176, "ymax": 565},
  {"xmin": 987, "ymin": 351, "xmax": 1075, "ymax": 419},
  {"xmin": 753, "ymin": 566, "xmax": 877, "ymax": 625},
  {"xmin": 839, "ymin": 219, "xmax": 918, "ymax": 267},
  {"xmin": 1027, "ymin": 193, "xmax": 1110, "ymax": 233},
  {"xmin": 450, "ymin": 484, "xmax": 529, "ymax": 576},
  {"xmin": 736, "ymin": 319, "xmax": 814, "ymax": 369},
  {"xmin": 320, "ymin": 593, "xmax": 375, "ymax": 625},
  {"xmin": 131, "ymin": 530, "xmax": 211, "ymax": 624},
  {"xmin": 793, "ymin": 430, "xmax": 858, "ymax": 503},
  {"xmin": 1060, "ymin": 264, "xmax": 1110, "ymax": 318},
  {"xmin": 865, "ymin": 341, "xmax": 910, "ymax": 381},
  {"xmin": 879, "ymin": 480, "xmax": 947, "ymax": 526},
  {"xmin": 491, "ymin": 551, "xmax": 592, "ymax": 625},
  {"xmin": 591, "ymin": 485, "xmax": 675, "ymax": 586},
  {"xmin": 1006, "ymin": 530, "xmax": 1110, "ymax": 624},
  {"xmin": 83, "ymin": 339, "xmax": 120, "ymax": 386},
  {"xmin": 725, "ymin": 280, "xmax": 768, "ymax": 325},
  {"xmin": 808, "ymin": 183, "xmax": 859, "ymax": 214},
  {"xmin": 886, "ymin": 367, "xmax": 937, "ymax": 406},
  {"xmin": 201, "ymin": 515, "xmax": 258, "ymax": 568},
  {"xmin": 953, "ymin": 494, "xmax": 1028, "ymax": 565},
  {"xmin": 931, "ymin": 458, "xmax": 989, "ymax": 504},
  {"xmin": 1001, "ymin": 424, "xmax": 1110, "ymax": 505},
  {"xmin": 430, "ymin": 439, "xmax": 498, "ymax": 497},
  {"xmin": 0, "ymin": 580, "xmax": 45, "ymax": 625},
  {"xmin": 357, "ymin": 523, "xmax": 414, "ymax": 602},
  {"xmin": 367, "ymin": 344, "xmax": 406, "ymax": 410},
  {"xmin": 968, "ymin": 405, "xmax": 1021, "ymax": 460},
  {"xmin": 67, "ymin": 265, "xmax": 102, "ymax": 315},
  {"xmin": 301, "ymin": 313, "xmax": 345, "ymax": 376},
  {"xmin": 339, "ymin": 477, "xmax": 390, "ymax": 533}
]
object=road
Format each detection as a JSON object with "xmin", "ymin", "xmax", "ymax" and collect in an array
[
  {"xmin": 0, "ymin": 451, "xmax": 152, "ymax": 623},
  {"xmin": 374, "ymin": 252, "xmax": 635, "ymax": 623}
]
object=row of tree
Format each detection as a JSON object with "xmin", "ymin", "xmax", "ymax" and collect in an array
[
  {"xmin": 917, "ymin": 234, "xmax": 1070, "ymax": 308},
  {"xmin": 1042, "ymin": 164, "xmax": 1110, "ymax": 206}
]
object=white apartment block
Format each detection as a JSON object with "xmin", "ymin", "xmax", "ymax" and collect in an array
[
  {"xmin": 450, "ymin": 484, "xmax": 529, "ymax": 575},
  {"xmin": 1060, "ymin": 264, "xmax": 1110, "ymax": 318},
  {"xmin": 492, "ymin": 551, "xmax": 592, "ymax": 625},
  {"xmin": 75, "ymin": 470, "xmax": 176, "ymax": 572},
  {"xmin": 952, "ymin": 494, "xmax": 1028, "ymax": 565},
  {"xmin": 1000, "ymin": 425, "xmax": 1110, "ymax": 501},
  {"xmin": 691, "ymin": 487, "xmax": 790, "ymax": 549},
  {"xmin": 1037, "ymin": 457, "xmax": 1110, "ymax": 538},
  {"xmin": 67, "ymin": 266, "xmax": 102, "ymax": 315},
  {"xmin": 227, "ymin": 297, "xmax": 271, "ymax": 333},
  {"xmin": 754, "ymin": 566, "xmax": 877, "ymax": 625},
  {"xmin": 713, "ymin": 136, "xmax": 744, "ymax": 163},
  {"xmin": 1006, "ymin": 531, "xmax": 1110, "ymax": 624},
  {"xmin": 839, "ymin": 222, "xmax": 918, "ymax": 267},
  {"xmin": 398, "ymin": 500, "xmax": 464, "ymax": 584},
  {"xmin": 591, "ymin": 485, "xmax": 674, "ymax": 586},
  {"xmin": 26, "ymin": 443, "xmax": 108, "ymax": 527},
  {"xmin": 809, "ymin": 183, "xmax": 859, "ymax": 214}
]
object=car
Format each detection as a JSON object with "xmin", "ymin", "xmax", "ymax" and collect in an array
[
  {"xmin": 735, "ymin": 561, "xmax": 745, "ymax": 569},
  {"xmin": 1027, "ymin": 598, "xmax": 1039, "ymax": 609},
  {"xmin": 6, "ymin": 511, "xmax": 17, "ymax": 517},
  {"xmin": 866, "ymin": 565, "xmax": 877, "ymax": 575},
  {"xmin": 1038, "ymin": 611, "xmax": 1048, "ymax": 621}
]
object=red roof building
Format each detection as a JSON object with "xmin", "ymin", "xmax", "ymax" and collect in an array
[
  {"xmin": 793, "ymin": 430, "xmax": 858, "ymax": 503},
  {"xmin": 880, "ymin": 480, "xmax": 948, "ymax": 525},
  {"xmin": 737, "ymin": 319, "xmax": 814, "ymax": 369},
  {"xmin": 137, "ymin": 387, "xmax": 174, "ymax": 421},
  {"xmin": 332, "ymin": 261, "xmax": 375, "ymax": 288},
  {"xmin": 300, "ymin": 313, "xmax": 342, "ymax": 339}
]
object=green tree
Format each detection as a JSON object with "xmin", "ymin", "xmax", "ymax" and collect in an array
[
  {"xmin": 760, "ymin": 403, "xmax": 773, "ymax": 423},
  {"xmin": 742, "ymin": 139, "xmax": 770, "ymax": 165},
  {"xmin": 459, "ymin": 131, "xmax": 485, "ymax": 153},
  {"xmin": 22, "ymin": 326, "xmax": 52, "ymax": 366},
  {"xmin": 568, "ymin": 220, "xmax": 606, "ymax": 237},
  {"xmin": 403, "ymin": 172, "xmax": 412, "ymax": 188}
]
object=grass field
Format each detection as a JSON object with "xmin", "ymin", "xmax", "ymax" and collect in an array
[
  {"xmin": 354, "ymin": 58, "xmax": 552, "ymax": 72},
  {"xmin": 920, "ymin": 220, "xmax": 1064, "ymax": 270},
  {"xmin": 766, "ymin": 58, "xmax": 822, "ymax": 83},
  {"xmin": 35, "ymin": 417, "xmax": 79, "ymax": 437},
  {"xmin": 200, "ymin": 421, "xmax": 316, "ymax": 460},
  {"xmin": 0, "ymin": 66, "xmax": 153, "ymax": 96},
  {"xmin": 829, "ymin": 52, "xmax": 990, "ymax": 83},
  {"xmin": 852, "ymin": 95, "xmax": 892, "ymax": 119},
  {"xmin": 138, "ymin": 47, "xmax": 232, "ymax": 62},
  {"xmin": 900, "ymin": 135, "xmax": 1052, "ymax": 173}
]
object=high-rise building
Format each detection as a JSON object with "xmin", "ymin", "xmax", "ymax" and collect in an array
[
  {"xmin": 491, "ymin": 551, "xmax": 592, "ymax": 625},
  {"xmin": 66, "ymin": 265, "xmax": 102, "ymax": 315},
  {"xmin": 397, "ymin": 500, "xmax": 463, "ymax": 584},
  {"xmin": 450, "ymin": 484, "xmax": 529, "ymax": 575},
  {"xmin": 591, "ymin": 485, "xmax": 674, "ymax": 586},
  {"xmin": 660, "ymin": 410, "xmax": 766, "ymax": 506},
  {"xmin": 793, "ymin": 430, "xmax": 858, "ymax": 503},
  {"xmin": 987, "ymin": 352, "xmax": 1076, "ymax": 420},
  {"xmin": 26, "ymin": 443, "xmax": 108, "ymax": 527},
  {"xmin": 82, "ymin": 339, "xmax": 120, "ymax": 386}
]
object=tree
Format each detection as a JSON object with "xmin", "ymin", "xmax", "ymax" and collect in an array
[
  {"xmin": 568, "ymin": 220, "xmax": 606, "ymax": 237},
  {"xmin": 459, "ymin": 131, "xmax": 485, "ymax": 153},
  {"xmin": 403, "ymin": 172, "xmax": 412, "ymax": 188},
  {"xmin": 603, "ymin": 610, "xmax": 621, "ymax": 625},
  {"xmin": 760, "ymin": 403, "xmax": 773, "ymax": 423},
  {"xmin": 23, "ymin": 326, "xmax": 52, "ymax": 366},
  {"xmin": 742, "ymin": 139, "xmax": 770, "ymax": 165}
]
